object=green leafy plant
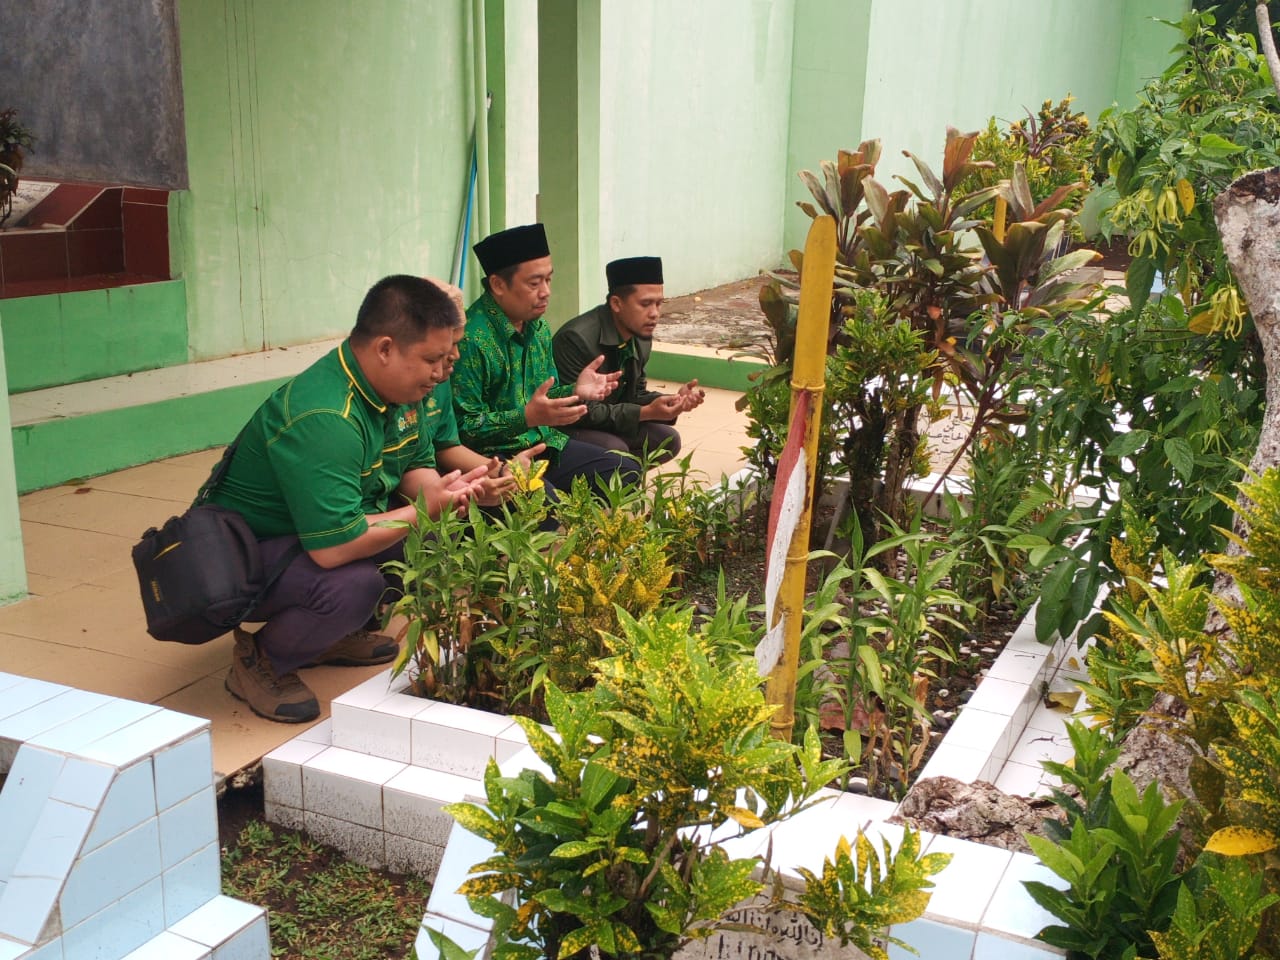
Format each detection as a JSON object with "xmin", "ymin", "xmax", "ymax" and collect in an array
[
  {"xmin": 1148, "ymin": 856, "xmax": 1279, "ymax": 960},
  {"xmin": 381, "ymin": 498, "xmax": 505, "ymax": 703},
  {"xmin": 790, "ymin": 828, "xmax": 951, "ymax": 960},
  {"xmin": 1026, "ymin": 770, "xmax": 1185, "ymax": 959},
  {"xmin": 442, "ymin": 606, "xmax": 847, "ymax": 960}
]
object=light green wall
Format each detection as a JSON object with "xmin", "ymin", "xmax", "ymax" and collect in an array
[
  {"xmin": 175, "ymin": 0, "xmax": 474, "ymax": 360},
  {"xmin": 783, "ymin": 0, "xmax": 1190, "ymax": 252},
  {"xmin": 589, "ymin": 0, "xmax": 796, "ymax": 305},
  {"xmin": 2, "ymin": 282, "xmax": 187, "ymax": 393}
]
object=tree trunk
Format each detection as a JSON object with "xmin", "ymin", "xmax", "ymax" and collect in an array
[{"xmin": 1214, "ymin": 168, "xmax": 1280, "ymax": 482}]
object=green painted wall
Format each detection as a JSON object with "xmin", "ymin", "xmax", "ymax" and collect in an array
[
  {"xmin": 783, "ymin": 0, "xmax": 1190, "ymax": 252},
  {"xmin": 174, "ymin": 0, "xmax": 474, "ymax": 361},
  {"xmin": 0, "ymin": 305, "xmax": 28, "ymax": 601},
  {"xmin": 590, "ymin": 0, "xmax": 796, "ymax": 304},
  {"xmin": 2, "ymin": 281, "xmax": 187, "ymax": 393}
]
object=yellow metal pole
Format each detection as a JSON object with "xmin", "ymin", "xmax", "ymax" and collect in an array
[{"xmin": 765, "ymin": 215, "xmax": 837, "ymax": 742}]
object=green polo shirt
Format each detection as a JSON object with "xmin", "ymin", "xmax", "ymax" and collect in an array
[
  {"xmin": 452, "ymin": 291, "xmax": 574, "ymax": 455},
  {"xmin": 207, "ymin": 342, "xmax": 455, "ymax": 550}
]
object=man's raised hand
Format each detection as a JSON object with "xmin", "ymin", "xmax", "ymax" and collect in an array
[
  {"xmin": 677, "ymin": 379, "xmax": 706, "ymax": 413},
  {"xmin": 525, "ymin": 378, "xmax": 588, "ymax": 427},
  {"xmin": 573, "ymin": 355, "xmax": 623, "ymax": 402}
]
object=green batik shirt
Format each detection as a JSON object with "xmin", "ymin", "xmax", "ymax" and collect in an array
[{"xmin": 452, "ymin": 290, "xmax": 575, "ymax": 455}]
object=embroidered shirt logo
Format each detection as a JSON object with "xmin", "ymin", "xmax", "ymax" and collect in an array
[{"xmin": 397, "ymin": 408, "xmax": 419, "ymax": 432}]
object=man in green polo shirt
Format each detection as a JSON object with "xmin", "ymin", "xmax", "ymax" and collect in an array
[
  {"xmin": 207, "ymin": 275, "xmax": 501, "ymax": 723},
  {"xmin": 553, "ymin": 256, "xmax": 705, "ymax": 464},
  {"xmin": 451, "ymin": 223, "xmax": 642, "ymax": 494}
]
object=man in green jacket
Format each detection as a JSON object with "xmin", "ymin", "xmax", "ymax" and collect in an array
[
  {"xmin": 552, "ymin": 256, "xmax": 705, "ymax": 464},
  {"xmin": 452, "ymin": 223, "xmax": 641, "ymax": 493}
]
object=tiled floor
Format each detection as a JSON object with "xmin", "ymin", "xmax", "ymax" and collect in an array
[{"xmin": 0, "ymin": 381, "xmax": 749, "ymax": 781}]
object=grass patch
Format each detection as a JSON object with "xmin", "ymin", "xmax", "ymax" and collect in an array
[{"xmin": 221, "ymin": 819, "xmax": 431, "ymax": 959}]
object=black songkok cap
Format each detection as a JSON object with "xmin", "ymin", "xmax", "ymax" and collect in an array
[
  {"xmin": 606, "ymin": 256, "xmax": 664, "ymax": 292},
  {"xmin": 473, "ymin": 224, "xmax": 550, "ymax": 276}
]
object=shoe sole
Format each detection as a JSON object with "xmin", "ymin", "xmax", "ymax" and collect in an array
[
  {"xmin": 225, "ymin": 672, "xmax": 319, "ymax": 724},
  {"xmin": 302, "ymin": 648, "xmax": 399, "ymax": 669}
]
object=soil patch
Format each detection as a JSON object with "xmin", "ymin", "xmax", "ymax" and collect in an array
[{"xmin": 658, "ymin": 276, "xmax": 771, "ymax": 348}]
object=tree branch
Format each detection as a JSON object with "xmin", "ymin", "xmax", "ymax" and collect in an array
[{"xmin": 1257, "ymin": 2, "xmax": 1280, "ymax": 101}]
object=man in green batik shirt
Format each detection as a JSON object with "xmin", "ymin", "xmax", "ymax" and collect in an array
[{"xmin": 452, "ymin": 223, "xmax": 641, "ymax": 494}]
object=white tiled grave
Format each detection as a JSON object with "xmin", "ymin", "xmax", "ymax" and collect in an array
[
  {"xmin": 0, "ymin": 671, "xmax": 268, "ymax": 960},
  {"xmin": 263, "ymin": 596, "xmax": 1097, "ymax": 960}
]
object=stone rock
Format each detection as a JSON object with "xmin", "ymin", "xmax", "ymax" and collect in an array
[
  {"xmin": 892, "ymin": 776, "xmax": 1063, "ymax": 854},
  {"xmin": 673, "ymin": 899, "xmax": 877, "ymax": 960}
]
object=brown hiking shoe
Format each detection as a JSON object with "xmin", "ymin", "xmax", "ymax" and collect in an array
[
  {"xmin": 305, "ymin": 629, "xmax": 399, "ymax": 667},
  {"xmin": 226, "ymin": 627, "xmax": 320, "ymax": 723}
]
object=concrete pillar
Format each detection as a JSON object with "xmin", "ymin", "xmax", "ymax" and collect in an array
[
  {"xmin": 0, "ymin": 307, "xmax": 30, "ymax": 603},
  {"xmin": 537, "ymin": 0, "xmax": 601, "ymax": 322}
]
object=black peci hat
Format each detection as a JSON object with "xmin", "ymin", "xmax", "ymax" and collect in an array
[
  {"xmin": 606, "ymin": 256, "xmax": 664, "ymax": 292},
  {"xmin": 473, "ymin": 224, "xmax": 551, "ymax": 276}
]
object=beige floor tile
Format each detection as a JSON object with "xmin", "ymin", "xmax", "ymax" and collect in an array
[
  {"xmin": 18, "ymin": 484, "xmax": 80, "ymax": 507},
  {"xmin": 162, "ymin": 448, "xmax": 225, "ymax": 472},
  {"xmin": 21, "ymin": 488, "xmax": 187, "ymax": 538},
  {"xmin": 20, "ymin": 521, "xmax": 135, "ymax": 583},
  {"xmin": 82, "ymin": 461, "xmax": 211, "ymax": 501},
  {"xmin": 24, "ymin": 573, "xmax": 80, "ymax": 597},
  {"xmin": 0, "ymin": 632, "xmax": 207, "ymax": 704}
]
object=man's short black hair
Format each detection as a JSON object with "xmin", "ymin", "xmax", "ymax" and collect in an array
[
  {"xmin": 609, "ymin": 284, "xmax": 637, "ymax": 302},
  {"xmin": 481, "ymin": 264, "xmax": 520, "ymax": 293},
  {"xmin": 351, "ymin": 275, "xmax": 459, "ymax": 345}
]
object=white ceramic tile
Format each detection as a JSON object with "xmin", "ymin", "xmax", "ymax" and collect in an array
[
  {"xmin": 414, "ymin": 915, "xmax": 492, "ymax": 960},
  {"xmin": 383, "ymin": 767, "xmax": 476, "ymax": 846},
  {"xmin": 302, "ymin": 747, "xmax": 405, "ymax": 828},
  {"xmin": 330, "ymin": 671, "xmax": 401, "ymax": 710},
  {"xmin": 263, "ymin": 800, "xmax": 304, "ymax": 832},
  {"xmin": 373, "ymin": 688, "xmax": 435, "ymax": 718},
  {"xmin": 0, "ymin": 679, "xmax": 67, "ymax": 721},
  {"xmin": 0, "ymin": 746, "xmax": 65, "ymax": 881},
  {"xmin": 982, "ymin": 852, "xmax": 1065, "ymax": 941},
  {"xmin": 61, "ymin": 818, "xmax": 162, "ymax": 927},
  {"xmin": 302, "ymin": 811, "xmax": 385, "ymax": 869},
  {"xmin": 426, "ymin": 825, "xmax": 496, "ymax": 930},
  {"xmin": 79, "ymin": 711, "xmax": 208, "ymax": 768},
  {"xmin": 413, "ymin": 701, "xmax": 514, "ymax": 763},
  {"xmin": 994, "ymin": 761, "xmax": 1052, "ymax": 798},
  {"xmin": 1025, "ymin": 703, "xmax": 1072, "ymax": 736},
  {"xmin": 12, "ymin": 800, "xmax": 93, "ymax": 881},
  {"xmin": 0, "ymin": 690, "xmax": 115, "ymax": 744},
  {"xmin": 296, "ymin": 719, "xmax": 333, "ymax": 745},
  {"xmin": 153, "ymin": 733, "xmax": 214, "ymax": 812},
  {"xmin": 169, "ymin": 895, "xmax": 265, "ymax": 948},
  {"xmin": 84, "ymin": 759, "xmax": 156, "ymax": 852},
  {"xmin": 985, "ymin": 648, "xmax": 1049, "ymax": 687},
  {"xmin": 964, "ymin": 677, "xmax": 1028, "ymax": 717},
  {"xmin": 973, "ymin": 931, "xmax": 1064, "ymax": 958},
  {"xmin": 497, "ymin": 744, "xmax": 553, "ymax": 780},
  {"xmin": 0, "ymin": 671, "xmax": 27, "ymax": 692},
  {"xmin": 51, "ymin": 758, "xmax": 115, "ymax": 811},
  {"xmin": 493, "ymin": 721, "xmax": 532, "ymax": 765},
  {"xmin": 0, "ymin": 938, "xmax": 26, "ymax": 960},
  {"xmin": 331, "ymin": 701, "xmax": 412, "ymax": 763},
  {"xmin": 385, "ymin": 834, "xmax": 444, "ymax": 878},
  {"xmin": 916, "ymin": 742, "xmax": 988, "ymax": 784},
  {"xmin": 120, "ymin": 930, "xmax": 211, "ymax": 960},
  {"xmin": 921, "ymin": 834, "xmax": 1013, "ymax": 927},
  {"xmin": 159, "ymin": 787, "xmax": 216, "ymax": 870},
  {"xmin": 1007, "ymin": 730, "xmax": 1074, "ymax": 771},
  {"xmin": 888, "ymin": 917, "xmax": 976, "ymax": 959},
  {"xmin": 16, "ymin": 939, "xmax": 63, "ymax": 960},
  {"xmin": 760, "ymin": 793, "xmax": 858, "ymax": 880},
  {"xmin": 162, "ymin": 843, "xmax": 220, "ymax": 926},
  {"xmin": 60, "ymin": 876, "xmax": 165, "ymax": 960},
  {"xmin": 28, "ymin": 700, "xmax": 161, "ymax": 754},
  {"xmin": 210, "ymin": 911, "xmax": 270, "ymax": 960},
  {"xmin": 0, "ymin": 875, "xmax": 61, "ymax": 943},
  {"xmin": 941, "ymin": 707, "xmax": 1012, "ymax": 765}
]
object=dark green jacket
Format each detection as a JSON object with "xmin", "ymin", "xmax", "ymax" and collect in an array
[{"xmin": 552, "ymin": 304, "xmax": 662, "ymax": 439}]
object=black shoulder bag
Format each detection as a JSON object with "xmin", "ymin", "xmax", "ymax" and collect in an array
[{"xmin": 132, "ymin": 439, "xmax": 301, "ymax": 644}]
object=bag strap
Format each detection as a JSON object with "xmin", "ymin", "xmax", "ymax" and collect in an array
[
  {"xmin": 194, "ymin": 426, "xmax": 251, "ymax": 506},
  {"xmin": 231, "ymin": 540, "xmax": 305, "ymax": 626}
]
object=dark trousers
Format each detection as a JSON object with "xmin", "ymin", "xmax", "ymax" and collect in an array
[
  {"xmin": 567, "ymin": 423, "xmax": 681, "ymax": 465},
  {"xmin": 249, "ymin": 537, "xmax": 404, "ymax": 675},
  {"xmin": 543, "ymin": 437, "xmax": 642, "ymax": 497}
]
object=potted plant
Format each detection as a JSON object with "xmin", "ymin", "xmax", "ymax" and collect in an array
[{"xmin": 0, "ymin": 107, "xmax": 35, "ymax": 226}]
